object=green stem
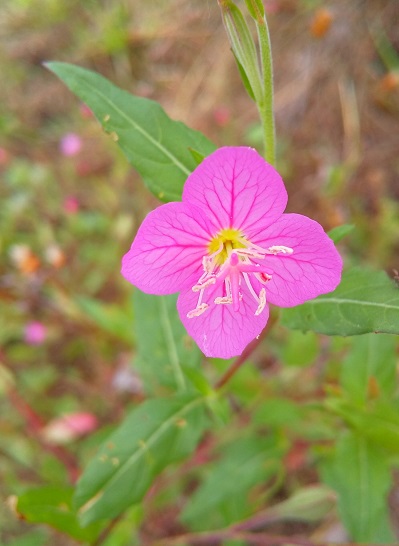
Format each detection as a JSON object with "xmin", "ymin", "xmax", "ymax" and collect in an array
[{"xmin": 256, "ymin": 15, "xmax": 276, "ymax": 166}]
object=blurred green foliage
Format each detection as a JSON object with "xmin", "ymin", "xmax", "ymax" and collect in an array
[{"xmin": 1, "ymin": 0, "xmax": 398, "ymax": 545}]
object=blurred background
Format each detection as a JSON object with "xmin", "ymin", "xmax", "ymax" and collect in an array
[{"xmin": 0, "ymin": 0, "xmax": 398, "ymax": 544}]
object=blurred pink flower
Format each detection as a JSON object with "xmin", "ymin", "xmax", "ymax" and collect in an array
[
  {"xmin": 59, "ymin": 133, "xmax": 82, "ymax": 157},
  {"xmin": 41, "ymin": 412, "xmax": 98, "ymax": 444},
  {"xmin": 122, "ymin": 147, "xmax": 342, "ymax": 359},
  {"xmin": 24, "ymin": 321, "xmax": 47, "ymax": 345},
  {"xmin": 63, "ymin": 195, "xmax": 80, "ymax": 214},
  {"xmin": 213, "ymin": 106, "xmax": 231, "ymax": 127}
]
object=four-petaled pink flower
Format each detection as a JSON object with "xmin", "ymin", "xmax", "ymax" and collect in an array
[{"xmin": 122, "ymin": 147, "xmax": 342, "ymax": 359}]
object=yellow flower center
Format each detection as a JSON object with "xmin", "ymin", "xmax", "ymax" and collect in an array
[{"xmin": 208, "ymin": 228, "xmax": 246, "ymax": 265}]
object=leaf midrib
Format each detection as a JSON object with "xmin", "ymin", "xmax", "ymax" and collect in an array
[
  {"xmin": 309, "ymin": 297, "xmax": 398, "ymax": 310},
  {"xmin": 78, "ymin": 396, "xmax": 203, "ymax": 515},
  {"xmin": 51, "ymin": 64, "xmax": 191, "ymax": 177}
]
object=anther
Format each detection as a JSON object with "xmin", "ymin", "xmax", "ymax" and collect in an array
[
  {"xmin": 187, "ymin": 303, "xmax": 209, "ymax": 318},
  {"xmin": 266, "ymin": 245, "xmax": 293, "ymax": 255},
  {"xmin": 214, "ymin": 296, "xmax": 233, "ymax": 305},
  {"xmin": 257, "ymin": 272, "xmax": 272, "ymax": 284},
  {"xmin": 192, "ymin": 276, "xmax": 216, "ymax": 292},
  {"xmin": 255, "ymin": 288, "xmax": 267, "ymax": 316}
]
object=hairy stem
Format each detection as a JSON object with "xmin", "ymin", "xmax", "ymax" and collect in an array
[{"xmin": 257, "ymin": 14, "xmax": 276, "ymax": 165}]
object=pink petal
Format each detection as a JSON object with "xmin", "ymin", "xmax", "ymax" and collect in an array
[
  {"xmin": 182, "ymin": 147, "xmax": 287, "ymax": 237},
  {"xmin": 121, "ymin": 202, "xmax": 214, "ymax": 295},
  {"xmin": 253, "ymin": 214, "xmax": 343, "ymax": 307},
  {"xmin": 177, "ymin": 281, "xmax": 269, "ymax": 359}
]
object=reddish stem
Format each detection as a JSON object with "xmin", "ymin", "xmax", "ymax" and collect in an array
[{"xmin": 92, "ymin": 514, "xmax": 124, "ymax": 546}]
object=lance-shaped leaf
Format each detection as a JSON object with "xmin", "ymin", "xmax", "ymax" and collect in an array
[
  {"xmin": 45, "ymin": 62, "xmax": 216, "ymax": 202},
  {"xmin": 321, "ymin": 432, "xmax": 395, "ymax": 543},
  {"xmin": 219, "ymin": 1, "xmax": 263, "ymax": 102},
  {"xmin": 281, "ymin": 266, "xmax": 399, "ymax": 336},
  {"xmin": 74, "ymin": 395, "xmax": 207, "ymax": 525},
  {"xmin": 133, "ymin": 291, "xmax": 202, "ymax": 394}
]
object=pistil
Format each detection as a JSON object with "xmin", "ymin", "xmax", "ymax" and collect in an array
[{"xmin": 187, "ymin": 231, "xmax": 293, "ymax": 319}]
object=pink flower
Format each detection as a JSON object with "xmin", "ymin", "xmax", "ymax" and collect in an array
[
  {"xmin": 41, "ymin": 412, "xmax": 98, "ymax": 444},
  {"xmin": 59, "ymin": 133, "xmax": 82, "ymax": 157},
  {"xmin": 24, "ymin": 321, "xmax": 47, "ymax": 345},
  {"xmin": 122, "ymin": 147, "xmax": 342, "ymax": 359},
  {"xmin": 63, "ymin": 195, "xmax": 80, "ymax": 214}
]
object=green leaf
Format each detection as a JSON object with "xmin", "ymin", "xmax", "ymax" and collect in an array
[
  {"xmin": 74, "ymin": 394, "xmax": 207, "ymax": 525},
  {"xmin": 15, "ymin": 485, "xmax": 101, "ymax": 541},
  {"xmin": 281, "ymin": 266, "xmax": 399, "ymax": 336},
  {"xmin": 188, "ymin": 147, "xmax": 206, "ymax": 165},
  {"xmin": 76, "ymin": 296, "xmax": 134, "ymax": 343},
  {"xmin": 327, "ymin": 398, "xmax": 399, "ymax": 454},
  {"xmin": 133, "ymin": 291, "xmax": 202, "ymax": 393},
  {"xmin": 232, "ymin": 50, "xmax": 256, "ymax": 101},
  {"xmin": 341, "ymin": 333, "xmax": 397, "ymax": 404},
  {"xmin": 6, "ymin": 530, "xmax": 47, "ymax": 546},
  {"xmin": 321, "ymin": 432, "xmax": 395, "ymax": 543},
  {"xmin": 281, "ymin": 330, "xmax": 319, "ymax": 367},
  {"xmin": 253, "ymin": 397, "xmax": 302, "ymax": 428},
  {"xmin": 180, "ymin": 436, "xmax": 281, "ymax": 531},
  {"xmin": 220, "ymin": 1, "xmax": 263, "ymax": 102},
  {"xmin": 45, "ymin": 62, "xmax": 216, "ymax": 202},
  {"xmin": 327, "ymin": 224, "xmax": 354, "ymax": 243}
]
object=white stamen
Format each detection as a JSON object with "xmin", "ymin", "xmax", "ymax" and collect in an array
[
  {"xmin": 188, "ymin": 232, "xmax": 289, "ymax": 318},
  {"xmin": 235, "ymin": 247, "xmax": 264, "ymax": 259},
  {"xmin": 255, "ymin": 288, "xmax": 267, "ymax": 316},
  {"xmin": 225, "ymin": 276, "xmax": 232, "ymax": 298},
  {"xmin": 192, "ymin": 276, "xmax": 216, "ymax": 292},
  {"xmin": 202, "ymin": 256, "xmax": 214, "ymax": 274},
  {"xmin": 238, "ymin": 238, "xmax": 293, "ymax": 257},
  {"xmin": 187, "ymin": 303, "xmax": 209, "ymax": 318},
  {"xmin": 242, "ymin": 272, "xmax": 260, "ymax": 304},
  {"xmin": 214, "ymin": 295, "xmax": 233, "ymax": 305},
  {"xmin": 196, "ymin": 287, "xmax": 205, "ymax": 308},
  {"xmin": 266, "ymin": 245, "xmax": 293, "ymax": 255}
]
